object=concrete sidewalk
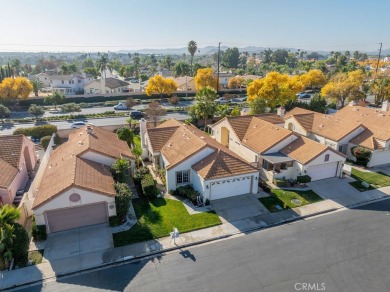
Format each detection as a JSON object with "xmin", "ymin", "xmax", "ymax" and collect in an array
[{"xmin": 2, "ymin": 185, "xmax": 390, "ymax": 290}]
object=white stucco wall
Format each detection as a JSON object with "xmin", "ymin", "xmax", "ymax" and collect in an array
[
  {"xmin": 368, "ymin": 149, "xmax": 390, "ymax": 167},
  {"xmin": 165, "ymin": 147, "xmax": 215, "ymax": 192},
  {"xmin": 80, "ymin": 151, "xmax": 116, "ymax": 166},
  {"xmin": 337, "ymin": 127, "xmax": 366, "ymax": 145},
  {"xmin": 284, "ymin": 117, "xmax": 308, "ymax": 136},
  {"xmin": 33, "ymin": 187, "xmax": 116, "ymax": 225}
]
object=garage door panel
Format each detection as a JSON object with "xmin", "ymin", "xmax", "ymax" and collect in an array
[
  {"xmin": 307, "ymin": 162, "xmax": 338, "ymax": 181},
  {"xmin": 46, "ymin": 202, "xmax": 108, "ymax": 233},
  {"xmin": 210, "ymin": 177, "xmax": 252, "ymax": 200}
]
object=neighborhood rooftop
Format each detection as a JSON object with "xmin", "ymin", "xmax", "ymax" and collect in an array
[{"xmin": 0, "ymin": 135, "xmax": 24, "ymax": 188}]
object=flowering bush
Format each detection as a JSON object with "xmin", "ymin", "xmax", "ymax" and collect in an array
[{"xmin": 351, "ymin": 146, "xmax": 372, "ymax": 166}]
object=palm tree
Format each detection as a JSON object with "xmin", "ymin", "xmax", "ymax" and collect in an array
[
  {"xmin": 31, "ymin": 79, "xmax": 43, "ymax": 97},
  {"xmin": 96, "ymin": 54, "xmax": 113, "ymax": 79},
  {"xmin": 188, "ymin": 40, "xmax": 197, "ymax": 76},
  {"xmin": 195, "ymin": 86, "xmax": 218, "ymax": 129}
]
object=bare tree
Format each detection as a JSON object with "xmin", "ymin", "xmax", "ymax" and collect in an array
[
  {"xmin": 125, "ymin": 97, "xmax": 136, "ymax": 109},
  {"xmin": 145, "ymin": 101, "xmax": 166, "ymax": 127}
]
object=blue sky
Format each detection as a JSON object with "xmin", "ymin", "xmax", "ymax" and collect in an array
[{"xmin": 1, "ymin": 0, "xmax": 389, "ymax": 52}]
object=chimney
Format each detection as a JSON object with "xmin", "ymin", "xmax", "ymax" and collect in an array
[
  {"xmin": 382, "ymin": 100, "xmax": 390, "ymax": 112},
  {"xmin": 277, "ymin": 106, "xmax": 285, "ymax": 118},
  {"xmin": 86, "ymin": 125, "xmax": 93, "ymax": 134},
  {"xmin": 349, "ymin": 100, "xmax": 356, "ymax": 106}
]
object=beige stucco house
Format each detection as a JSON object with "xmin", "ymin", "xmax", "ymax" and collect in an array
[
  {"xmin": 284, "ymin": 102, "xmax": 390, "ymax": 167},
  {"xmin": 141, "ymin": 119, "xmax": 259, "ymax": 202},
  {"xmin": 84, "ymin": 77, "xmax": 129, "ymax": 95},
  {"xmin": 32, "ymin": 126, "xmax": 134, "ymax": 233},
  {"xmin": 0, "ymin": 135, "xmax": 37, "ymax": 205},
  {"xmin": 210, "ymin": 114, "xmax": 346, "ymax": 182}
]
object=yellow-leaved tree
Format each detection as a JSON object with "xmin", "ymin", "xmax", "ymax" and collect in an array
[
  {"xmin": 321, "ymin": 70, "xmax": 364, "ymax": 107},
  {"xmin": 247, "ymin": 72, "xmax": 303, "ymax": 112},
  {"xmin": 0, "ymin": 77, "xmax": 33, "ymax": 106},
  {"xmin": 145, "ymin": 75, "xmax": 178, "ymax": 99},
  {"xmin": 300, "ymin": 69, "xmax": 326, "ymax": 89},
  {"xmin": 228, "ymin": 77, "xmax": 244, "ymax": 89},
  {"xmin": 194, "ymin": 68, "xmax": 218, "ymax": 91}
]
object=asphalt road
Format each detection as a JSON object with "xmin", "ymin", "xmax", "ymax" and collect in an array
[
  {"xmin": 18, "ymin": 199, "xmax": 390, "ymax": 292},
  {"xmin": 0, "ymin": 113, "xmax": 191, "ymax": 135}
]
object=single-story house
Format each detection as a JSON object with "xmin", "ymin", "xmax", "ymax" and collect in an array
[
  {"xmin": 284, "ymin": 101, "xmax": 390, "ymax": 167},
  {"xmin": 210, "ymin": 114, "xmax": 346, "ymax": 182},
  {"xmin": 141, "ymin": 119, "xmax": 259, "ymax": 202},
  {"xmin": 84, "ymin": 77, "xmax": 130, "ymax": 94},
  {"xmin": 0, "ymin": 135, "xmax": 38, "ymax": 205},
  {"xmin": 169, "ymin": 76, "xmax": 195, "ymax": 91},
  {"xmin": 32, "ymin": 126, "xmax": 135, "ymax": 233}
]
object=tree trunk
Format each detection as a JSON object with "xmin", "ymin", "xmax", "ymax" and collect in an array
[{"xmin": 204, "ymin": 117, "xmax": 207, "ymax": 130}]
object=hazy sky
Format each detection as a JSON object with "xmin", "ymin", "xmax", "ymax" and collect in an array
[{"xmin": 1, "ymin": 0, "xmax": 389, "ymax": 52}]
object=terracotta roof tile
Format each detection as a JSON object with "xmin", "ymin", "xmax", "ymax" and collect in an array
[
  {"xmin": 349, "ymin": 129, "xmax": 384, "ymax": 150},
  {"xmin": 242, "ymin": 118, "xmax": 292, "ymax": 153},
  {"xmin": 192, "ymin": 149, "xmax": 258, "ymax": 179},
  {"xmin": 280, "ymin": 135, "xmax": 331, "ymax": 164},
  {"xmin": 147, "ymin": 126, "xmax": 180, "ymax": 152},
  {"xmin": 32, "ymin": 126, "xmax": 128, "ymax": 209},
  {"xmin": 0, "ymin": 159, "xmax": 18, "ymax": 188}
]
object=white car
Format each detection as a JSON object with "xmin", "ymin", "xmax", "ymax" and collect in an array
[
  {"xmin": 215, "ymin": 98, "xmax": 230, "ymax": 104},
  {"xmin": 113, "ymin": 103, "xmax": 128, "ymax": 110}
]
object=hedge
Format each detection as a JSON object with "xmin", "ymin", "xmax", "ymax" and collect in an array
[
  {"xmin": 141, "ymin": 173, "xmax": 159, "ymax": 197},
  {"xmin": 11, "ymin": 223, "xmax": 29, "ymax": 267},
  {"xmin": 40, "ymin": 136, "xmax": 51, "ymax": 150},
  {"xmin": 13, "ymin": 124, "xmax": 57, "ymax": 138},
  {"xmin": 273, "ymin": 179, "xmax": 287, "ymax": 187},
  {"xmin": 297, "ymin": 175, "xmax": 312, "ymax": 183},
  {"xmin": 32, "ymin": 221, "xmax": 47, "ymax": 241}
]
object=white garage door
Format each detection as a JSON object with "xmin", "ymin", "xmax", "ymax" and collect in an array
[
  {"xmin": 307, "ymin": 162, "xmax": 338, "ymax": 181},
  {"xmin": 210, "ymin": 176, "xmax": 252, "ymax": 200},
  {"xmin": 46, "ymin": 202, "xmax": 108, "ymax": 233}
]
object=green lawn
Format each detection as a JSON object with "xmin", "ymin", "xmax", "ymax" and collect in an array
[
  {"xmin": 113, "ymin": 198, "xmax": 221, "ymax": 246},
  {"xmin": 260, "ymin": 189, "xmax": 323, "ymax": 212},
  {"xmin": 349, "ymin": 168, "xmax": 390, "ymax": 191},
  {"xmin": 28, "ymin": 250, "xmax": 44, "ymax": 265}
]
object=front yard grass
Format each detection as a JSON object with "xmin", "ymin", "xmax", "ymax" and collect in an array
[
  {"xmin": 349, "ymin": 168, "xmax": 390, "ymax": 191},
  {"xmin": 113, "ymin": 197, "xmax": 221, "ymax": 246},
  {"xmin": 260, "ymin": 189, "xmax": 323, "ymax": 212},
  {"xmin": 28, "ymin": 250, "xmax": 44, "ymax": 265}
]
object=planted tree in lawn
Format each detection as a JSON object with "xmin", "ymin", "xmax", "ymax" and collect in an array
[
  {"xmin": 28, "ymin": 104, "xmax": 45, "ymax": 118},
  {"xmin": 31, "ymin": 79, "xmax": 43, "ymax": 97},
  {"xmin": 194, "ymin": 68, "xmax": 218, "ymax": 91},
  {"xmin": 145, "ymin": 101, "xmax": 166, "ymax": 127},
  {"xmin": 194, "ymin": 86, "xmax": 218, "ymax": 129},
  {"xmin": 145, "ymin": 75, "xmax": 178, "ymax": 100},
  {"xmin": 125, "ymin": 97, "xmax": 136, "ymax": 109},
  {"xmin": 0, "ymin": 77, "xmax": 32, "ymax": 108}
]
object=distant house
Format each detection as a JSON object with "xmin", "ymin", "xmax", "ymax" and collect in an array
[
  {"xmin": 215, "ymin": 72, "xmax": 234, "ymax": 89},
  {"xmin": 32, "ymin": 126, "xmax": 135, "ymax": 233},
  {"xmin": 169, "ymin": 76, "xmax": 195, "ymax": 91},
  {"xmin": 0, "ymin": 135, "xmax": 38, "ymax": 205},
  {"xmin": 84, "ymin": 78, "xmax": 130, "ymax": 94},
  {"xmin": 158, "ymin": 69, "xmax": 174, "ymax": 78},
  {"xmin": 31, "ymin": 73, "xmax": 94, "ymax": 95},
  {"xmin": 141, "ymin": 119, "xmax": 259, "ymax": 202}
]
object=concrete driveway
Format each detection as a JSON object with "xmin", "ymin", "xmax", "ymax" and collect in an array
[
  {"xmin": 211, "ymin": 194, "xmax": 269, "ymax": 223},
  {"xmin": 43, "ymin": 223, "xmax": 113, "ymax": 262}
]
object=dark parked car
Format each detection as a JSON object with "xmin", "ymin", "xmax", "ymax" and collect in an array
[
  {"xmin": 297, "ymin": 93, "xmax": 311, "ymax": 99},
  {"xmin": 129, "ymin": 110, "xmax": 144, "ymax": 119}
]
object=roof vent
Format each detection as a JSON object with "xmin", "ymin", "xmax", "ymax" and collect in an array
[
  {"xmin": 353, "ymin": 108, "xmax": 359, "ymax": 111},
  {"xmin": 200, "ymin": 136, "xmax": 205, "ymax": 139},
  {"xmin": 78, "ymin": 141, "xmax": 83, "ymax": 146},
  {"xmin": 86, "ymin": 125, "xmax": 93, "ymax": 134},
  {"xmin": 319, "ymin": 124, "xmax": 324, "ymax": 128},
  {"xmin": 378, "ymin": 114, "xmax": 384, "ymax": 117}
]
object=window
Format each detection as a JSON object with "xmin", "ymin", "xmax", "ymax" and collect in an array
[
  {"xmin": 62, "ymin": 80, "xmax": 64, "ymax": 84},
  {"xmin": 78, "ymin": 80, "xmax": 81, "ymax": 83},
  {"xmin": 176, "ymin": 170, "xmax": 190, "ymax": 184},
  {"xmin": 324, "ymin": 154, "xmax": 330, "ymax": 162},
  {"xmin": 262, "ymin": 160, "xmax": 273, "ymax": 171}
]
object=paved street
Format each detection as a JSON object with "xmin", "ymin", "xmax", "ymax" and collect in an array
[
  {"xmin": 18, "ymin": 199, "xmax": 390, "ymax": 292},
  {"xmin": 0, "ymin": 112, "xmax": 191, "ymax": 135}
]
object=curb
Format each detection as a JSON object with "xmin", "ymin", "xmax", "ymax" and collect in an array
[{"xmin": 3, "ymin": 195, "xmax": 389, "ymax": 290}]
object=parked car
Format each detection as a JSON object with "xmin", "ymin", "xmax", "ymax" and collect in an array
[
  {"xmin": 129, "ymin": 110, "xmax": 144, "ymax": 119},
  {"xmin": 215, "ymin": 97, "xmax": 230, "ymax": 104},
  {"xmin": 130, "ymin": 79, "xmax": 139, "ymax": 83},
  {"xmin": 231, "ymin": 96, "xmax": 248, "ymax": 102},
  {"xmin": 305, "ymin": 90, "xmax": 315, "ymax": 94},
  {"xmin": 298, "ymin": 93, "xmax": 311, "ymax": 99},
  {"xmin": 70, "ymin": 121, "xmax": 87, "ymax": 128},
  {"xmin": 113, "ymin": 103, "xmax": 128, "ymax": 110},
  {"xmin": 295, "ymin": 92, "xmax": 306, "ymax": 97}
]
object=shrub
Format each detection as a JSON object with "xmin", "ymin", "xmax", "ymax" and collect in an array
[
  {"xmin": 170, "ymin": 185, "xmax": 200, "ymax": 203},
  {"xmin": 273, "ymin": 179, "xmax": 287, "ymax": 187},
  {"xmin": 169, "ymin": 95, "xmax": 179, "ymax": 105},
  {"xmin": 351, "ymin": 146, "xmax": 372, "ymax": 166},
  {"xmin": 133, "ymin": 167, "xmax": 150, "ymax": 183},
  {"xmin": 61, "ymin": 103, "xmax": 81, "ymax": 113},
  {"xmin": 31, "ymin": 222, "xmax": 47, "ymax": 241},
  {"xmin": 141, "ymin": 173, "xmax": 159, "ymax": 197},
  {"xmin": 296, "ymin": 175, "xmax": 312, "ymax": 184},
  {"xmin": 109, "ymin": 216, "xmax": 120, "ymax": 227},
  {"xmin": 41, "ymin": 136, "xmax": 52, "ymax": 150},
  {"xmin": 158, "ymin": 168, "xmax": 166, "ymax": 185},
  {"xmin": 112, "ymin": 158, "xmax": 130, "ymax": 183},
  {"xmin": 28, "ymin": 104, "xmax": 45, "ymax": 117},
  {"xmin": 13, "ymin": 124, "xmax": 57, "ymax": 138},
  {"xmin": 259, "ymin": 180, "xmax": 271, "ymax": 193},
  {"xmin": 10, "ymin": 223, "xmax": 29, "ymax": 267},
  {"xmin": 0, "ymin": 104, "xmax": 10, "ymax": 118},
  {"xmin": 114, "ymin": 182, "xmax": 132, "ymax": 222}
]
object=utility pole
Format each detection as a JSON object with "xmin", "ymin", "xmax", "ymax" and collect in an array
[
  {"xmin": 217, "ymin": 42, "xmax": 221, "ymax": 95},
  {"xmin": 375, "ymin": 42, "xmax": 383, "ymax": 74}
]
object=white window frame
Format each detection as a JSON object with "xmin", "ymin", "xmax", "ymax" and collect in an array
[{"xmin": 176, "ymin": 170, "xmax": 190, "ymax": 185}]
